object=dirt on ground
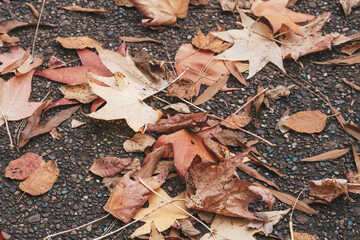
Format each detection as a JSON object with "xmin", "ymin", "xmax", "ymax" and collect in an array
[{"xmin": 0, "ymin": 0, "xmax": 359, "ymax": 240}]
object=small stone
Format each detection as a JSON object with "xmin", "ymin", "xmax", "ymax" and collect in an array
[
  {"xmin": 256, "ymin": 129, "xmax": 265, "ymax": 135},
  {"xmin": 9, "ymin": 186, "xmax": 16, "ymax": 193},
  {"xmin": 27, "ymin": 214, "xmax": 41, "ymax": 223},
  {"xmin": 61, "ymin": 190, "xmax": 69, "ymax": 195},
  {"xmin": 44, "ymin": 47, "xmax": 54, "ymax": 54}
]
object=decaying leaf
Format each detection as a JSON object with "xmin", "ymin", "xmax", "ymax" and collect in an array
[
  {"xmin": 301, "ymin": 148, "xmax": 350, "ymax": 162},
  {"xmin": 90, "ymin": 157, "xmax": 132, "ymax": 177},
  {"xmin": 62, "ymin": 4, "xmax": 111, "ymax": 13},
  {"xmin": 266, "ymin": 85, "xmax": 291, "ymax": 99},
  {"xmin": 167, "ymin": 78, "xmax": 197, "ymax": 99},
  {"xmin": 201, "ymin": 209, "xmax": 290, "ymax": 240},
  {"xmin": 191, "ymin": 26, "xmax": 233, "ymax": 53},
  {"xmin": 102, "ymin": 175, "xmax": 122, "ymax": 193},
  {"xmin": 87, "ymin": 72, "xmax": 160, "ymax": 132},
  {"xmin": 341, "ymin": 41, "xmax": 360, "ymax": 55},
  {"xmin": 213, "ymin": 11, "xmax": 285, "ymax": 78},
  {"xmin": 133, "ymin": 50, "xmax": 166, "ymax": 84},
  {"xmin": 60, "ymin": 83, "xmax": 98, "ymax": 104},
  {"xmin": 130, "ymin": 188, "xmax": 188, "ymax": 238},
  {"xmin": 339, "ymin": 0, "xmax": 360, "ymax": 16},
  {"xmin": 250, "ymin": 0, "xmax": 314, "ymax": 36},
  {"xmin": 56, "ymin": 36, "xmax": 102, "ymax": 49},
  {"xmin": 104, "ymin": 170, "xmax": 167, "ymax": 223},
  {"xmin": 212, "ymin": 129, "xmax": 248, "ymax": 147},
  {"xmin": 309, "ymin": 178, "xmax": 354, "ymax": 202},
  {"xmin": 281, "ymin": 110, "xmax": 327, "ymax": 133},
  {"xmin": 131, "ymin": 0, "xmax": 190, "ymax": 27},
  {"xmin": 123, "ymin": 133, "xmax": 155, "ymax": 152},
  {"xmin": 5, "ymin": 153, "xmax": 45, "ymax": 180},
  {"xmin": 154, "ymin": 129, "xmax": 217, "ymax": 179},
  {"xmin": 18, "ymin": 100, "xmax": 80, "ymax": 148},
  {"xmin": 204, "ymin": 138, "xmax": 232, "ymax": 162},
  {"xmin": 19, "ymin": 160, "xmax": 59, "ymax": 196}
]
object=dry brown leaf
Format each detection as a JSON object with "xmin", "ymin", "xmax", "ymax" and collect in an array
[
  {"xmin": 119, "ymin": 36, "xmax": 163, "ymax": 44},
  {"xmin": 17, "ymin": 56, "xmax": 43, "ymax": 75},
  {"xmin": 90, "ymin": 157, "xmax": 132, "ymax": 177},
  {"xmin": 5, "ymin": 153, "xmax": 45, "ymax": 180},
  {"xmin": 154, "ymin": 160, "xmax": 176, "ymax": 174},
  {"xmin": 19, "ymin": 160, "xmax": 59, "ymax": 196},
  {"xmin": 49, "ymin": 128, "xmax": 62, "ymax": 140},
  {"xmin": 289, "ymin": 231, "xmax": 319, "ymax": 240},
  {"xmin": 332, "ymin": 31, "xmax": 360, "ymax": 45},
  {"xmin": 135, "ymin": 146, "xmax": 167, "ymax": 180},
  {"xmin": 266, "ymin": 85, "xmax": 291, "ymax": 100},
  {"xmin": 177, "ymin": 218, "xmax": 201, "ymax": 237},
  {"xmin": 309, "ymin": 178, "xmax": 354, "ymax": 202},
  {"xmin": 190, "ymin": 0, "xmax": 208, "ymax": 5},
  {"xmin": 301, "ymin": 148, "xmax": 350, "ymax": 162},
  {"xmin": 123, "ymin": 133, "xmax": 155, "ymax": 152},
  {"xmin": 254, "ymin": 86, "xmax": 265, "ymax": 128},
  {"xmin": 352, "ymin": 145, "xmax": 360, "ymax": 173},
  {"xmin": 1, "ymin": 47, "xmax": 30, "ymax": 74},
  {"xmin": 330, "ymin": 106, "xmax": 360, "ymax": 141},
  {"xmin": 281, "ymin": 110, "xmax": 327, "ymax": 133},
  {"xmin": 62, "ymin": 5, "xmax": 111, "ymax": 13},
  {"xmin": 339, "ymin": 0, "xmax": 360, "ymax": 16},
  {"xmin": 203, "ymin": 138, "xmax": 232, "ymax": 162},
  {"xmin": 150, "ymin": 221, "xmax": 165, "ymax": 240},
  {"xmin": 191, "ymin": 27, "xmax": 233, "ymax": 53},
  {"xmin": 167, "ymin": 79, "xmax": 197, "ymax": 99},
  {"xmin": 193, "ymin": 72, "xmax": 228, "ymax": 105},
  {"xmin": 133, "ymin": 49, "xmax": 166, "ymax": 83},
  {"xmin": 113, "ymin": 0, "xmax": 134, "ymax": 7},
  {"xmin": 25, "ymin": 2, "xmax": 39, "ymax": 20},
  {"xmin": 18, "ymin": 100, "xmax": 80, "ymax": 148},
  {"xmin": 212, "ymin": 129, "xmax": 248, "ymax": 147},
  {"xmin": 223, "ymin": 61, "xmax": 248, "ymax": 86},
  {"xmin": 102, "ymin": 175, "xmax": 122, "ymax": 193},
  {"xmin": 342, "ymin": 78, "xmax": 360, "ymax": 91},
  {"xmin": 0, "ymin": 33, "xmax": 20, "ymax": 44},
  {"xmin": 0, "ymin": 20, "xmax": 56, "ymax": 34},
  {"xmin": 314, "ymin": 54, "xmax": 360, "ymax": 65},
  {"xmin": 238, "ymin": 162, "xmax": 279, "ymax": 189},
  {"xmin": 341, "ymin": 41, "xmax": 360, "ymax": 55},
  {"xmin": 60, "ymin": 83, "xmax": 98, "ymax": 103},
  {"xmin": 56, "ymin": 36, "xmax": 101, "ymax": 49},
  {"xmin": 48, "ymin": 56, "xmax": 66, "ymax": 69}
]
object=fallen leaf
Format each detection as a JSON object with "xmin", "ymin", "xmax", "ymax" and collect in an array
[
  {"xmin": 238, "ymin": 161, "xmax": 279, "ymax": 189},
  {"xmin": 5, "ymin": 153, "xmax": 45, "ymax": 180},
  {"xmin": 193, "ymin": 72, "xmax": 229, "ymax": 105},
  {"xmin": 177, "ymin": 218, "xmax": 201, "ymax": 237},
  {"xmin": 314, "ymin": 54, "xmax": 360, "ymax": 65},
  {"xmin": 104, "ymin": 170, "xmax": 167, "ymax": 223},
  {"xmin": 309, "ymin": 178, "xmax": 354, "ymax": 202},
  {"xmin": 87, "ymin": 72, "xmax": 160, "ymax": 131},
  {"xmin": 36, "ymin": 49, "xmax": 113, "ymax": 85},
  {"xmin": 49, "ymin": 128, "xmax": 62, "ymax": 140},
  {"xmin": 219, "ymin": 0, "xmax": 254, "ymax": 11},
  {"xmin": 113, "ymin": 0, "xmax": 134, "ymax": 7},
  {"xmin": 154, "ymin": 160, "xmax": 176, "ymax": 174},
  {"xmin": 281, "ymin": 110, "xmax": 327, "ymax": 133},
  {"xmin": 221, "ymin": 113, "xmax": 251, "ymax": 128},
  {"xmin": 90, "ymin": 157, "xmax": 132, "ymax": 177},
  {"xmin": 0, "ymin": 20, "xmax": 56, "ymax": 34},
  {"xmin": 204, "ymin": 138, "xmax": 232, "ymax": 162},
  {"xmin": 162, "ymin": 103, "xmax": 191, "ymax": 114},
  {"xmin": 253, "ymin": 86, "xmax": 266, "ymax": 128},
  {"xmin": 339, "ymin": 0, "xmax": 360, "ymax": 16},
  {"xmin": 332, "ymin": 31, "xmax": 360, "ymax": 45},
  {"xmin": 190, "ymin": 0, "xmax": 208, "ymax": 5},
  {"xmin": 136, "ymin": 146, "xmax": 167, "ymax": 180},
  {"xmin": 43, "ymin": 98, "xmax": 79, "ymax": 114},
  {"xmin": 0, "ymin": 70, "xmax": 42, "ymax": 126},
  {"xmin": 123, "ymin": 133, "xmax": 155, "ymax": 152},
  {"xmin": 95, "ymin": 46, "xmax": 169, "ymax": 99},
  {"xmin": 62, "ymin": 5, "xmax": 111, "ymax": 13},
  {"xmin": 0, "ymin": 33, "xmax": 19, "ymax": 45},
  {"xmin": 19, "ymin": 160, "xmax": 59, "ymax": 196},
  {"xmin": 223, "ymin": 61, "xmax": 248, "ymax": 86},
  {"xmin": 212, "ymin": 129, "xmax": 248, "ymax": 147},
  {"xmin": 266, "ymin": 85, "xmax": 291, "ymax": 100},
  {"xmin": 154, "ymin": 129, "xmax": 217, "ymax": 179},
  {"xmin": 17, "ymin": 55, "xmax": 43, "ymax": 75},
  {"xmin": 352, "ymin": 145, "xmax": 360, "ymax": 172},
  {"xmin": 133, "ymin": 49, "xmax": 166, "ymax": 83},
  {"xmin": 213, "ymin": 11, "xmax": 285, "ymax": 78},
  {"xmin": 301, "ymin": 148, "xmax": 350, "ymax": 162},
  {"xmin": 131, "ymin": 0, "xmax": 190, "ymax": 27},
  {"xmin": 150, "ymin": 221, "xmax": 165, "ymax": 240},
  {"xmin": 47, "ymin": 56, "xmax": 66, "ymax": 69},
  {"xmin": 280, "ymin": 12, "xmax": 334, "ymax": 60},
  {"xmin": 25, "ymin": 2, "xmax": 39, "ymax": 20},
  {"xmin": 18, "ymin": 100, "xmax": 80, "ymax": 148},
  {"xmin": 119, "ymin": 36, "xmax": 163, "ymax": 44},
  {"xmin": 71, "ymin": 119, "xmax": 85, "ymax": 128},
  {"xmin": 60, "ymin": 83, "xmax": 98, "ymax": 104},
  {"xmin": 56, "ymin": 36, "xmax": 102, "ymax": 49},
  {"xmin": 191, "ymin": 26, "xmax": 233, "ymax": 53},
  {"xmin": 146, "ymin": 112, "xmax": 209, "ymax": 134},
  {"xmin": 185, "ymin": 150, "xmax": 275, "ymax": 221},
  {"xmin": 250, "ymin": 0, "xmax": 314, "ymax": 36},
  {"xmin": 167, "ymin": 79, "xmax": 197, "ymax": 99},
  {"xmin": 201, "ymin": 209, "xmax": 290, "ymax": 240},
  {"xmin": 341, "ymin": 41, "xmax": 360, "ymax": 55},
  {"xmin": 289, "ymin": 231, "xmax": 319, "ymax": 240},
  {"xmin": 342, "ymin": 78, "xmax": 360, "ymax": 91},
  {"xmin": 130, "ymin": 189, "xmax": 188, "ymax": 238},
  {"xmin": 102, "ymin": 175, "xmax": 123, "ymax": 193},
  {"xmin": 330, "ymin": 106, "xmax": 360, "ymax": 141},
  {"xmin": 0, "ymin": 46, "xmax": 30, "ymax": 74}
]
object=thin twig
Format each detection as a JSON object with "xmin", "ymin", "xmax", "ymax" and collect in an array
[
  {"xmin": 234, "ymin": 88, "xmax": 268, "ymax": 115},
  {"xmin": 32, "ymin": 0, "xmax": 47, "ymax": 56},
  {"xmin": 43, "ymin": 213, "xmax": 110, "ymax": 240},
  {"xmin": 289, "ymin": 187, "xmax": 306, "ymax": 240},
  {"xmin": 0, "ymin": 109, "xmax": 14, "ymax": 149}
]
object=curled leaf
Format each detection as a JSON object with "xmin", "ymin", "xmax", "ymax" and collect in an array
[{"xmin": 90, "ymin": 157, "xmax": 132, "ymax": 177}]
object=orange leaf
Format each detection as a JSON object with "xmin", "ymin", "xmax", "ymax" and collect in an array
[
  {"xmin": 301, "ymin": 148, "xmax": 350, "ymax": 162},
  {"xmin": 281, "ymin": 110, "xmax": 327, "ymax": 133}
]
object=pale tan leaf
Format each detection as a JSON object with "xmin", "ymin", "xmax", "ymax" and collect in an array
[
  {"xmin": 113, "ymin": 0, "xmax": 134, "ymax": 7},
  {"xmin": 123, "ymin": 133, "xmax": 155, "ymax": 152},
  {"xmin": 314, "ymin": 54, "xmax": 360, "ymax": 65},
  {"xmin": 177, "ymin": 218, "xmax": 201, "ymax": 237},
  {"xmin": 301, "ymin": 148, "xmax": 350, "ymax": 162},
  {"xmin": 339, "ymin": 0, "xmax": 360, "ymax": 16},
  {"xmin": 193, "ymin": 73, "xmax": 228, "ymax": 105},
  {"xmin": 60, "ymin": 83, "xmax": 98, "ymax": 103},
  {"xmin": 71, "ymin": 119, "xmax": 85, "ymax": 128},
  {"xmin": 56, "ymin": 36, "xmax": 102, "ymax": 49},
  {"xmin": 266, "ymin": 85, "xmax": 291, "ymax": 100},
  {"xmin": 332, "ymin": 31, "xmax": 360, "ymax": 45},
  {"xmin": 162, "ymin": 102, "xmax": 191, "ymax": 114},
  {"xmin": 62, "ymin": 5, "xmax": 111, "ymax": 13},
  {"xmin": 150, "ymin": 221, "xmax": 165, "ymax": 240},
  {"xmin": 281, "ymin": 110, "xmax": 327, "ymax": 133},
  {"xmin": 342, "ymin": 78, "xmax": 360, "ymax": 91},
  {"xmin": 288, "ymin": 231, "xmax": 319, "ymax": 240},
  {"xmin": 119, "ymin": 36, "xmax": 162, "ymax": 44}
]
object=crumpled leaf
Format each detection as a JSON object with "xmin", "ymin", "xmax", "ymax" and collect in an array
[
  {"xmin": 280, "ymin": 12, "xmax": 335, "ymax": 60},
  {"xmin": 87, "ymin": 72, "xmax": 160, "ymax": 132},
  {"xmin": 130, "ymin": 188, "xmax": 188, "ymax": 238},
  {"xmin": 132, "ymin": 0, "xmax": 190, "ymax": 27},
  {"xmin": 191, "ymin": 26, "xmax": 233, "ymax": 53},
  {"xmin": 0, "ymin": 70, "xmax": 42, "ymax": 126},
  {"xmin": 56, "ymin": 36, "xmax": 102, "ymax": 49},
  {"xmin": 119, "ymin": 36, "xmax": 163, "ymax": 44},
  {"xmin": 133, "ymin": 49, "xmax": 166, "ymax": 83},
  {"xmin": 301, "ymin": 148, "xmax": 350, "ymax": 162},
  {"xmin": 309, "ymin": 178, "xmax": 354, "ymax": 202},
  {"xmin": 5, "ymin": 153, "xmax": 45, "ymax": 180},
  {"xmin": 213, "ymin": 11, "xmax": 285, "ymax": 78},
  {"xmin": 314, "ymin": 53, "xmax": 360, "ymax": 65},
  {"xmin": 62, "ymin": 4, "xmax": 111, "ymax": 13},
  {"xmin": 19, "ymin": 160, "xmax": 59, "ymax": 196},
  {"xmin": 219, "ymin": 0, "xmax": 254, "ymax": 11},
  {"xmin": 153, "ymin": 129, "xmax": 217, "ymax": 179},
  {"xmin": 167, "ymin": 79, "xmax": 197, "ymax": 99},
  {"xmin": 147, "ymin": 112, "xmax": 209, "ymax": 133},
  {"xmin": 221, "ymin": 97, "xmax": 252, "ymax": 129},
  {"xmin": 104, "ymin": 170, "xmax": 167, "ymax": 223},
  {"xmin": 266, "ymin": 85, "xmax": 291, "ymax": 99},
  {"xmin": 90, "ymin": 157, "xmax": 132, "ymax": 177},
  {"xmin": 281, "ymin": 110, "xmax": 327, "ymax": 133},
  {"xmin": 60, "ymin": 83, "xmax": 98, "ymax": 103},
  {"xmin": 162, "ymin": 102, "xmax": 191, "ymax": 114},
  {"xmin": 250, "ymin": 0, "xmax": 314, "ymax": 36},
  {"xmin": 18, "ymin": 99, "xmax": 80, "ymax": 148},
  {"xmin": 341, "ymin": 41, "xmax": 360, "ymax": 55},
  {"xmin": 339, "ymin": 0, "xmax": 360, "ymax": 16},
  {"xmin": 201, "ymin": 209, "xmax": 290, "ymax": 240},
  {"xmin": 185, "ymin": 150, "xmax": 275, "ymax": 221},
  {"xmin": 212, "ymin": 129, "xmax": 248, "ymax": 147},
  {"xmin": 36, "ymin": 49, "xmax": 113, "ymax": 85},
  {"xmin": 123, "ymin": 133, "xmax": 155, "ymax": 152}
]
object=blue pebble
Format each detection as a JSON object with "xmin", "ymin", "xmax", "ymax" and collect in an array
[
  {"xmin": 11, "ymin": 210, "xmax": 15, "ymax": 214},
  {"xmin": 33, "ymin": 227, "xmax": 38, "ymax": 231},
  {"xmin": 43, "ymin": 203, "xmax": 48, "ymax": 208},
  {"xmin": 62, "ymin": 190, "xmax": 69, "ymax": 195},
  {"xmin": 293, "ymin": 157, "xmax": 298, "ymax": 162},
  {"xmin": 299, "ymin": 156, "xmax": 302, "ymax": 160},
  {"xmin": 107, "ymin": 31, "xmax": 114, "ymax": 36},
  {"xmin": 345, "ymin": 114, "xmax": 349, "ymax": 118},
  {"xmin": 323, "ymin": 90, "xmax": 328, "ymax": 94},
  {"xmin": 348, "ymin": 221, "xmax": 353, "ymax": 226},
  {"xmin": 97, "ymin": 193, "xmax": 103, "ymax": 198},
  {"xmin": 48, "ymin": 189, "xmax": 53, "ymax": 194},
  {"xmin": 0, "ymin": 186, "xmax": 3, "ymax": 189},
  {"xmin": 320, "ymin": 162, "xmax": 325, "ymax": 167},
  {"xmin": 66, "ymin": 217, "xmax": 70, "ymax": 221},
  {"xmin": 262, "ymin": 159, "xmax": 267, "ymax": 163},
  {"xmin": 286, "ymin": 158, "xmax": 291, "ymax": 162},
  {"xmin": 302, "ymin": 74, "xmax": 306, "ymax": 78},
  {"xmin": 123, "ymin": 12, "xmax": 127, "ymax": 16},
  {"xmin": 103, "ymin": 227, "xmax": 108, "ymax": 232},
  {"xmin": 268, "ymin": 149, "xmax": 274, "ymax": 154},
  {"xmin": 79, "ymin": 176, "xmax": 84, "ymax": 180},
  {"xmin": 20, "ymin": 9, "xmax": 26, "ymax": 14},
  {"xmin": 83, "ymin": 195, "xmax": 88, "ymax": 200},
  {"xmin": 349, "ymin": 208, "xmax": 354, "ymax": 213}
]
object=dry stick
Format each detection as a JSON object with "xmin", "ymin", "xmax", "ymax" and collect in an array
[
  {"xmin": 0, "ymin": 109, "xmax": 14, "ymax": 149},
  {"xmin": 92, "ymin": 200, "xmax": 184, "ymax": 240},
  {"xmin": 289, "ymin": 187, "xmax": 307, "ymax": 240},
  {"xmin": 43, "ymin": 213, "xmax": 110, "ymax": 240},
  {"xmin": 233, "ymin": 87, "xmax": 268, "ymax": 115},
  {"xmin": 31, "ymin": 0, "xmax": 46, "ymax": 56}
]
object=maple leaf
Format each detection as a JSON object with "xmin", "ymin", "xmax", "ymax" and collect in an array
[
  {"xmin": 35, "ymin": 49, "xmax": 113, "ymax": 85},
  {"xmin": 89, "ymin": 157, "xmax": 132, "ymax": 177},
  {"xmin": 5, "ymin": 153, "xmax": 45, "ymax": 180},
  {"xmin": 250, "ymin": 0, "xmax": 314, "ymax": 36},
  {"xmin": 0, "ymin": 70, "xmax": 42, "ymax": 126},
  {"xmin": 213, "ymin": 11, "xmax": 285, "ymax": 79},
  {"xmin": 280, "ymin": 12, "xmax": 336, "ymax": 60},
  {"xmin": 87, "ymin": 72, "xmax": 160, "ymax": 131},
  {"xmin": 130, "ymin": 188, "xmax": 188, "ymax": 238}
]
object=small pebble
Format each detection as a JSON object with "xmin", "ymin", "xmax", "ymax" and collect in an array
[{"xmin": 61, "ymin": 190, "xmax": 69, "ymax": 195}]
